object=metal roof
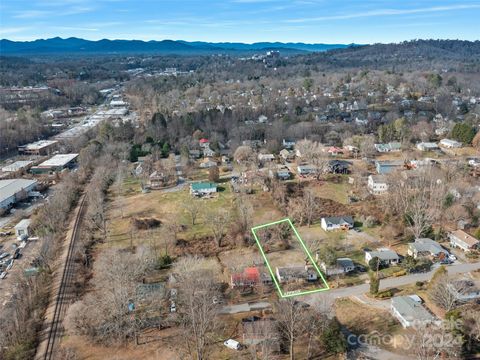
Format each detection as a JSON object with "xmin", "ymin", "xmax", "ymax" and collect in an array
[
  {"xmin": 0, "ymin": 179, "xmax": 37, "ymax": 203},
  {"xmin": 391, "ymin": 296, "xmax": 434, "ymax": 323},
  {"xmin": 1, "ymin": 161, "xmax": 33, "ymax": 172},
  {"xmin": 38, "ymin": 153, "xmax": 78, "ymax": 168}
]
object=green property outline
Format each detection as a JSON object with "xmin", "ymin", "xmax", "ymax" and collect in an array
[{"xmin": 251, "ymin": 218, "xmax": 330, "ymax": 298}]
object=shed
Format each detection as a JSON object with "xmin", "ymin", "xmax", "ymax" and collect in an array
[{"xmin": 15, "ymin": 219, "xmax": 32, "ymax": 238}]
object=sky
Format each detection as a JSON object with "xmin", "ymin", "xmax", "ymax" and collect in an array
[{"xmin": 1, "ymin": 0, "xmax": 479, "ymax": 43}]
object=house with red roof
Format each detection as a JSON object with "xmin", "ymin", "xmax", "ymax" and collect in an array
[{"xmin": 230, "ymin": 267, "xmax": 273, "ymax": 288}]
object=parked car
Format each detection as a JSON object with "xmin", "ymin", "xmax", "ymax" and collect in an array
[
  {"xmin": 224, "ymin": 339, "xmax": 242, "ymax": 350},
  {"xmin": 0, "ymin": 252, "xmax": 10, "ymax": 260},
  {"xmin": 0, "ymin": 271, "xmax": 6, "ymax": 279},
  {"xmin": 170, "ymin": 301, "xmax": 177, "ymax": 313},
  {"xmin": 448, "ymin": 254, "xmax": 457, "ymax": 261}
]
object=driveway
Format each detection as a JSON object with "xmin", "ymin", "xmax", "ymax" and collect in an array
[{"xmin": 220, "ymin": 301, "xmax": 271, "ymax": 314}]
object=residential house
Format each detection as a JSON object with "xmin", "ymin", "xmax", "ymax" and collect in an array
[
  {"xmin": 276, "ymin": 266, "xmax": 318, "ymax": 283},
  {"xmin": 327, "ymin": 146, "xmax": 344, "ymax": 156},
  {"xmin": 327, "ymin": 160, "xmax": 351, "ymax": 174},
  {"xmin": 447, "ymin": 280, "xmax": 480, "ymax": 303},
  {"xmin": 148, "ymin": 171, "xmax": 168, "ymax": 189},
  {"xmin": 365, "ymin": 248, "xmax": 400, "ymax": 266},
  {"xmin": 407, "ymin": 238, "xmax": 449, "ymax": 259},
  {"xmin": 375, "ymin": 160, "xmax": 404, "ymax": 175},
  {"xmin": 367, "ymin": 175, "xmax": 388, "ymax": 195},
  {"xmin": 297, "ymin": 164, "xmax": 317, "ymax": 176},
  {"xmin": 270, "ymin": 166, "xmax": 291, "ymax": 180},
  {"xmin": 203, "ymin": 147, "xmax": 217, "ymax": 158},
  {"xmin": 440, "ymin": 139, "xmax": 462, "ymax": 149},
  {"xmin": 190, "ymin": 182, "xmax": 217, "ymax": 196},
  {"xmin": 374, "ymin": 142, "xmax": 402, "ymax": 153},
  {"xmin": 320, "ymin": 258, "xmax": 355, "ymax": 276},
  {"xmin": 416, "ymin": 142, "xmax": 440, "ymax": 152},
  {"xmin": 199, "ymin": 159, "xmax": 217, "ymax": 168},
  {"xmin": 199, "ymin": 138, "xmax": 210, "ymax": 148},
  {"xmin": 321, "ymin": 216, "xmax": 354, "ymax": 231},
  {"xmin": 279, "ymin": 149, "xmax": 295, "ymax": 162},
  {"xmin": 231, "ymin": 267, "xmax": 264, "ymax": 288},
  {"xmin": 282, "ymin": 139, "xmax": 296, "ymax": 149},
  {"xmin": 14, "ymin": 219, "xmax": 31, "ymax": 238},
  {"xmin": 258, "ymin": 153, "xmax": 275, "ymax": 163},
  {"xmin": 189, "ymin": 149, "xmax": 201, "ymax": 159},
  {"xmin": 449, "ymin": 230, "xmax": 479, "ymax": 252},
  {"xmin": 391, "ymin": 296, "xmax": 435, "ymax": 328}
]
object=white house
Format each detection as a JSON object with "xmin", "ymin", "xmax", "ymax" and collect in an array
[
  {"xmin": 199, "ymin": 159, "xmax": 217, "ymax": 168},
  {"xmin": 190, "ymin": 182, "xmax": 217, "ymax": 196},
  {"xmin": 407, "ymin": 238, "xmax": 449, "ymax": 259},
  {"xmin": 448, "ymin": 230, "xmax": 479, "ymax": 252},
  {"xmin": 321, "ymin": 216, "xmax": 354, "ymax": 231},
  {"xmin": 258, "ymin": 153, "xmax": 275, "ymax": 162},
  {"xmin": 416, "ymin": 142, "xmax": 439, "ymax": 151},
  {"xmin": 439, "ymin": 139, "xmax": 462, "ymax": 149},
  {"xmin": 367, "ymin": 175, "xmax": 388, "ymax": 195},
  {"xmin": 320, "ymin": 258, "xmax": 355, "ymax": 276},
  {"xmin": 365, "ymin": 248, "xmax": 400, "ymax": 266},
  {"xmin": 391, "ymin": 296, "xmax": 435, "ymax": 328}
]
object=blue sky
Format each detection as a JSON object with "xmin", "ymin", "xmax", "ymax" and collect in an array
[{"xmin": 1, "ymin": 0, "xmax": 479, "ymax": 43}]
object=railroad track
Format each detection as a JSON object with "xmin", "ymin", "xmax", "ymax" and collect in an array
[{"xmin": 41, "ymin": 195, "xmax": 87, "ymax": 360}]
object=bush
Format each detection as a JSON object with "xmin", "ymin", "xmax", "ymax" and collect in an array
[
  {"xmin": 364, "ymin": 216, "xmax": 378, "ymax": 228},
  {"xmin": 376, "ymin": 290, "xmax": 393, "ymax": 299},
  {"xmin": 416, "ymin": 281, "xmax": 425, "ymax": 288},
  {"xmin": 131, "ymin": 217, "xmax": 161, "ymax": 230},
  {"xmin": 157, "ymin": 254, "xmax": 173, "ymax": 269}
]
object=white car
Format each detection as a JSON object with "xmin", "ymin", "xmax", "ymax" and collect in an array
[
  {"xmin": 224, "ymin": 339, "xmax": 242, "ymax": 350},
  {"xmin": 170, "ymin": 302, "xmax": 177, "ymax": 313},
  {"xmin": 448, "ymin": 254, "xmax": 457, "ymax": 261},
  {"xmin": 0, "ymin": 272, "xmax": 6, "ymax": 279}
]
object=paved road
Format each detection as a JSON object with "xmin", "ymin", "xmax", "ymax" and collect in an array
[
  {"xmin": 220, "ymin": 301, "xmax": 271, "ymax": 314},
  {"xmin": 306, "ymin": 261, "xmax": 480, "ymax": 303}
]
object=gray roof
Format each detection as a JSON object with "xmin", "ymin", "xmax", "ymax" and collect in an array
[
  {"xmin": 337, "ymin": 258, "xmax": 354, "ymax": 268},
  {"xmin": 409, "ymin": 238, "xmax": 447, "ymax": 256},
  {"xmin": 392, "ymin": 296, "xmax": 435, "ymax": 323},
  {"xmin": 0, "ymin": 179, "xmax": 37, "ymax": 203},
  {"xmin": 323, "ymin": 216, "xmax": 354, "ymax": 226},
  {"xmin": 368, "ymin": 249, "xmax": 399, "ymax": 261}
]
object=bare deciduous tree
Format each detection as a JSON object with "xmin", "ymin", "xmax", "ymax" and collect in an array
[
  {"xmin": 275, "ymin": 298, "xmax": 308, "ymax": 360},
  {"xmin": 205, "ymin": 208, "xmax": 230, "ymax": 247},
  {"xmin": 182, "ymin": 200, "xmax": 202, "ymax": 226},
  {"xmin": 173, "ymin": 256, "xmax": 221, "ymax": 360}
]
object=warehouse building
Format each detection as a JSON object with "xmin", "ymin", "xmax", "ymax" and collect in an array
[
  {"xmin": 1, "ymin": 161, "xmax": 33, "ymax": 173},
  {"xmin": 30, "ymin": 153, "xmax": 79, "ymax": 174},
  {"xmin": 18, "ymin": 140, "xmax": 58, "ymax": 155},
  {"xmin": 0, "ymin": 179, "xmax": 38, "ymax": 211}
]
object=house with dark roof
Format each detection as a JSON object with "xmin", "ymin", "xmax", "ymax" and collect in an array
[
  {"xmin": 320, "ymin": 258, "xmax": 355, "ymax": 276},
  {"xmin": 275, "ymin": 266, "xmax": 318, "ymax": 283},
  {"xmin": 321, "ymin": 216, "xmax": 354, "ymax": 231},
  {"xmin": 365, "ymin": 248, "xmax": 400, "ymax": 266}
]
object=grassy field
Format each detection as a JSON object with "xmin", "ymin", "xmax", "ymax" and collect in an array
[{"xmin": 104, "ymin": 176, "xmax": 236, "ymax": 250}]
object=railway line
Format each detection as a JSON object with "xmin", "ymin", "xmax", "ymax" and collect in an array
[{"xmin": 36, "ymin": 195, "xmax": 87, "ymax": 360}]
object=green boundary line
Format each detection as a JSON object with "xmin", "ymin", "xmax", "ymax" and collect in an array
[{"xmin": 251, "ymin": 218, "xmax": 330, "ymax": 298}]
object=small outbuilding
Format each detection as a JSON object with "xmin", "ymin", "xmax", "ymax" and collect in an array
[{"xmin": 15, "ymin": 219, "xmax": 32, "ymax": 238}]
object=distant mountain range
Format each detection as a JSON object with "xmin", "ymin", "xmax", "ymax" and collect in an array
[{"xmin": 0, "ymin": 37, "xmax": 355, "ymax": 55}]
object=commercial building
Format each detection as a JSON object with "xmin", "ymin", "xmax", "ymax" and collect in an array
[
  {"xmin": 18, "ymin": 140, "xmax": 58, "ymax": 155},
  {"xmin": 0, "ymin": 179, "xmax": 38, "ymax": 210},
  {"xmin": 1, "ymin": 161, "xmax": 33, "ymax": 173},
  {"xmin": 30, "ymin": 153, "xmax": 79, "ymax": 174}
]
